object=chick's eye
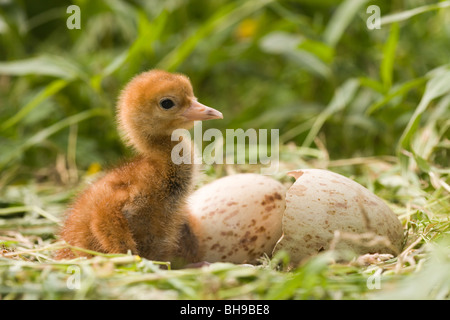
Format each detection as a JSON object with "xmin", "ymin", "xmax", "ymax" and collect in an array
[{"xmin": 160, "ymin": 98, "xmax": 175, "ymax": 110}]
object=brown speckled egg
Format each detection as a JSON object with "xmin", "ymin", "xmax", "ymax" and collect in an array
[
  {"xmin": 188, "ymin": 174, "xmax": 286, "ymax": 264},
  {"xmin": 273, "ymin": 169, "xmax": 403, "ymax": 265}
]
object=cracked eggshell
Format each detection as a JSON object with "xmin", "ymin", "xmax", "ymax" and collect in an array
[
  {"xmin": 273, "ymin": 169, "xmax": 403, "ymax": 265},
  {"xmin": 188, "ymin": 174, "xmax": 286, "ymax": 264}
]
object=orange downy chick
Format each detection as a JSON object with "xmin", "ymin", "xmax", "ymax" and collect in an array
[{"xmin": 55, "ymin": 70, "xmax": 222, "ymax": 264}]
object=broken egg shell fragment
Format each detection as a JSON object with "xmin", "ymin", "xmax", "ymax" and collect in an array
[
  {"xmin": 272, "ymin": 169, "xmax": 403, "ymax": 265},
  {"xmin": 187, "ymin": 174, "xmax": 286, "ymax": 264}
]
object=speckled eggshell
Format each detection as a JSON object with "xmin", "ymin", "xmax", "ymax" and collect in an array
[
  {"xmin": 188, "ymin": 174, "xmax": 286, "ymax": 264},
  {"xmin": 273, "ymin": 169, "xmax": 403, "ymax": 264}
]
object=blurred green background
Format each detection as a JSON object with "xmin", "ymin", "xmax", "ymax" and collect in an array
[{"xmin": 0, "ymin": 0, "xmax": 449, "ymax": 185}]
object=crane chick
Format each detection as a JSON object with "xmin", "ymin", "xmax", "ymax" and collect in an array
[{"xmin": 56, "ymin": 70, "xmax": 222, "ymax": 265}]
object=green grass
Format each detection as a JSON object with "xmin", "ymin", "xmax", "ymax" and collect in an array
[{"xmin": 1, "ymin": 0, "xmax": 449, "ymax": 300}]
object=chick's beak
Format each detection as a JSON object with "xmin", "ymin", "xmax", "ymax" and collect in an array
[{"xmin": 182, "ymin": 100, "xmax": 223, "ymax": 121}]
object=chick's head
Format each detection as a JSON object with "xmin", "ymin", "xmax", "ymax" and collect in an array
[{"xmin": 117, "ymin": 70, "xmax": 222, "ymax": 153}]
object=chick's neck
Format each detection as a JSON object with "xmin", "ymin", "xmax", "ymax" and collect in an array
[
  {"xmin": 141, "ymin": 133, "xmax": 195, "ymax": 191},
  {"xmin": 140, "ymin": 133, "xmax": 190, "ymax": 162}
]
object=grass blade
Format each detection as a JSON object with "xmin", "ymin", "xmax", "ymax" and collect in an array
[
  {"xmin": 302, "ymin": 79, "xmax": 360, "ymax": 148},
  {"xmin": 1, "ymin": 79, "xmax": 69, "ymax": 131},
  {"xmin": 381, "ymin": 1, "xmax": 450, "ymax": 26},
  {"xmin": 397, "ymin": 67, "xmax": 450, "ymax": 164},
  {"xmin": 323, "ymin": 0, "xmax": 369, "ymax": 47},
  {"xmin": 157, "ymin": 0, "xmax": 274, "ymax": 71},
  {"xmin": 0, "ymin": 108, "xmax": 107, "ymax": 171},
  {"xmin": 380, "ymin": 23, "xmax": 399, "ymax": 91},
  {"xmin": 0, "ymin": 55, "xmax": 82, "ymax": 79},
  {"xmin": 366, "ymin": 77, "xmax": 426, "ymax": 115}
]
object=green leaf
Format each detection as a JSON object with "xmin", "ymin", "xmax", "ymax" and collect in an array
[
  {"xmin": 0, "ymin": 56, "xmax": 76, "ymax": 79},
  {"xmin": 397, "ymin": 66, "xmax": 450, "ymax": 161},
  {"xmin": 303, "ymin": 78, "xmax": 360, "ymax": 147},
  {"xmin": 259, "ymin": 31, "xmax": 301, "ymax": 54},
  {"xmin": 381, "ymin": 1, "xmax": 450, "ymax": 26},
  {"xmin": 380, "ymin": 23, "xmax": 399, "ymax": 90},
  {"xmin": 366, "ymin": 77, "xmax": 427, "ymax": 115},
  {"xmin": 1, "ymin": 79, "xmax": 69, "ymax": 131},
  {"xmin": 260, "ymin": 32, "xmax": 331, "ymax": 78},
  {"xmin": 287, "ymin": 50, "xmax": 331, "ymax": 78},
  {"xmin": 0, "ymin": 108, "xmax": 107, "ymax": 171},
  {"xmin": 412, "ymin": 150, "xmax": 431, "ymax": 173},
  {"xmin": 359, "ymin": 77, "xmax": 385, "ymax": 93},
  {"xmin": 91, "ymin": 9, "xmax": 169, "ymax": 90},
  {"xmin": 412, "ymin": 93, "xmax": 450, "ymax": 161},
  {"xmin": 157, "ymin": 0, "xmax": 274, "ymax": 71},
  {"xmin": 298, "ymin": 39, "xmax": 334, "ymax": 63},
  {"xmin": 323, "ymin": 0, "xmax": 369, "ymax": 47}
]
